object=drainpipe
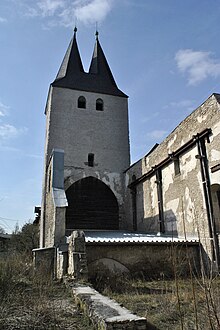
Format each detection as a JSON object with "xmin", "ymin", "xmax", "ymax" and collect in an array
[
  {"xmin": 155, "ymin": 168, "xmax": 165, "ymax": 233},
  {"xmin": 131, "ymin": 175, "xmax": 137, "ymax": 231},
  {"xmin": 195, "ymin": 134, "xmax": 219, "ymax": 269}
]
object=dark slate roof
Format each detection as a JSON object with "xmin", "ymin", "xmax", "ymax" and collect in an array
[
  {"xmin": 55, "ymin": 32, "xmax": 84, "ymax": 80},
  {"xmin": 52, "ymin": 32, "xmax": 127, "ymax": 98}
]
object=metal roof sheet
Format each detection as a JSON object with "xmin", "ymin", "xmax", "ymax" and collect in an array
[
  {"xmin": 52, "ymin": 188, "xmax": 68, "ymax": 207},
  {"xmin": 83, "ymin": 231, "xmax": 199, "ymax": 244}
]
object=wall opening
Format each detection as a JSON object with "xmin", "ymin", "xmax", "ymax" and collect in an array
[
  {"xmin": 155, "ymin": 169, "xmax": 165, "ymax": 233},
  {"xmin": 174, "ymin": 157, "xmax": 181, "ymax": 176},
  {"xmin": 88, "ymin": 153, "xmax": 94, "ymax": 167},
  {"xmin": 78, "ymin": 96, "xmax": 86, "ymax": 109},
  {"xmin": 210, "ymin": 184, "xmax": 220, "ymax": 234},
  {"xmin": 131, "ymin": 175, "xmax": 137, "ymax": 231},
  {"xmin": 96, "ymin": 98, "xmax": 103, "ymax": 111},
  {"xmin": 66, "ymin": 176, "xmax": 119, "ymax": 230}
]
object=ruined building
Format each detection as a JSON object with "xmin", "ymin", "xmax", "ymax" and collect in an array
[
  {"xmin": 125, "ymin": 93, "xmax": 220, "ymax": 272},
  {"xmin": 35, "ymin": 30, "xmax": 220, "ymax": 278}
]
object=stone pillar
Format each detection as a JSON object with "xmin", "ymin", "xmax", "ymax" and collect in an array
[
  {"xmin": 68, "ymin": 230, "xmax": 88, "ymax": 281},
  {"xmin": 56, "ymin": 244, "xmax": 68, "ymax": 280},
  {"xmin": 33, "ymin": 247, "xmax": 55, "ymax": 277}
]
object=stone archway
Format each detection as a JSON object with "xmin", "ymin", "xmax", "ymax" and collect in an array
[
  {"xmin": 88, "ymin": 258, "xmax": 130, "ymax": 280},
  {"xmin": 211, "ymin": 184, "xmax": 220, "ymax": 234},
  {"xmin": 66, "ymin": 176, "xmax": 119, "ymax": 230}
]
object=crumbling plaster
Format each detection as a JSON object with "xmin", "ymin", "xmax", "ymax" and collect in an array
[
  {"xmin": 125, "ymin": 94, "xmax": 220, "ymax": 264},
  {"xmin": 141, "ymin": 94, "xmax": 220, "ymax": 174}
]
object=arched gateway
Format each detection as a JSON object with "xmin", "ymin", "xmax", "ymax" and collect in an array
[{"xmin": 66, "ymin": 177, "xmax": 119, "ymax": 230}]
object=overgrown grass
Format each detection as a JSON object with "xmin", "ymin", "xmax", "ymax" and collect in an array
[
  {"xmin": 0, "ymin": 252, "xmax": 91, "ymax": 330},
  {"xmin": 92, "ymin": 274, "xmax": 220, "ymax": 330},
  {"xmin": 1, "ymin": 249, "xmax": 219, "ymax": 329}
]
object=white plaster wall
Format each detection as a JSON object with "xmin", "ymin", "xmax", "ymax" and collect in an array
[
  {"xmin": 43, "ymin": 86, "xmax": 130, "ymax": 231},
  {"xmin": 181, "ymin": 148, "xmax": 197, "ymax": 180},
  {"xmin": 45, "ymin": 87, "xmax": 130, "ymax": 173},
  {"xmin": 210, "ymin": 171, "xmax": 220, "ymax": 184},
  {"xmin": 162, "ymin": 163, "xmax": 174, "ymax": 194}
]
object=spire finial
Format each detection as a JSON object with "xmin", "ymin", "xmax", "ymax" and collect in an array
[
  {"xmin": 95, "ymin": 22, "xmax": 99, "ymax": 40},
  {"xmin": 74, "ymin": 26, "xmax": 77, "ymax": 34}
]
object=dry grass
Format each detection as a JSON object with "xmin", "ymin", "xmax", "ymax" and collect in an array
[
  {"xmin": 92, "ymin": 275, "xmax": 220, "ymax": 330},
  {"xmin": 0, "ymin": 252, "xmax": 91, "ymax": 330},
  {"xmin": 1, "ymin": 250, "xmax": 219, "ymax": 329}
]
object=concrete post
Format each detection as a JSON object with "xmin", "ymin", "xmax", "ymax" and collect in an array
[{"xmin": 68, "ymin": 230, "xmax": 88, "ymax": 281}]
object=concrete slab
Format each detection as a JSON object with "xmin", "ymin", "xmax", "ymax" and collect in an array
[{"xmin": 72, "ymin": 284, "xmax": 147, "ymax": 329}]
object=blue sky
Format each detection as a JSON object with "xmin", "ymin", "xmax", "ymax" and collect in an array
[{"xmin": 0, "ymin": 0, "xmax": 220, "ymax": 232}]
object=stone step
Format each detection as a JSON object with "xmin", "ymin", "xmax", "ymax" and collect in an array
[{"xmin": 72, "ymin": 284, "xmax": 148, "ymax": 329}]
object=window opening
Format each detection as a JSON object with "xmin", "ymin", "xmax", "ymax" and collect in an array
[
  {"xmin": 131, "ymin": 175, "xmax": 137, "ymax": 231},
  {"xmin": 174, "ymin": 157, "xmax": 181, "ymax": 176},
  {"xmin": 96, "ymin": 98, "xmax": 103, "ymax": 111},
  {"xmin": 78, "ymin": 96, "xmax": 86, "ymax": 109},
  {"xmin": 155, "ymin": 169, "xmax": 165, "ymax": 233},
  {"xmin": 88, "ymin": 153, "xmax": 94, "ymax": 167}
]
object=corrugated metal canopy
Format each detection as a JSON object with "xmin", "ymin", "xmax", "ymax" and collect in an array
[{"xmin": 81, "ymin": 231, "xmax": 199, "ymax": 244}]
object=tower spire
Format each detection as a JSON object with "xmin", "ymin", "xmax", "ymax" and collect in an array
[
  {"xmin": 88, "ymin": 32, "xmax": 119, "ymax": 89},
  {"xmin": 53, "ymin": 27, "xmax": 84, "ymax": 84},
  {"xmin": 52, "ymin": 29, "xmax": 127, "ymax": 97},
  {"xmin": 95, "ymin": 22, "xmax": 99, "ymax": 40}
]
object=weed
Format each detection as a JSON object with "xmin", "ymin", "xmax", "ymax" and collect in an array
[
  {"xmin": 0, "ymin": 251, "xmax": 91, "ymax": 330},
  {"xmin": 92, "ymin": 276, "xmax": 220, "ymax": 330}
]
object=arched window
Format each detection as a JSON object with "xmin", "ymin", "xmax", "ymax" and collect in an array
[
  {"xmin": 96, "ymin": 98, "xmax": 103, "ymax": 111},
  {"xmin": 78, "ymin": 96, "xmax": 86, "ymax": 109}
]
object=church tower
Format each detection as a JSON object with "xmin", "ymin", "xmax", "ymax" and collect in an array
[{"xmin": 40, "ymin": 29, "xmax": 130, "ymax": 247}]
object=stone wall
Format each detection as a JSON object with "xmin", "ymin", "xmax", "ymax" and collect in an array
[
  {"xmin": 86, "ymin": 243, "xmax": 200, "ymax": 280},
  {"xmin": 41, "ymin": 149, "xmax": 67, "ymax": 248},
  {"xmin": 33, "ymin": 247, "xmax": 55, "ymax": 276},
  {"xmin": 67, "ymin": 230, "xmax": 88, "ymax": 281},
  {"xmin": 72, "ymin": 284, "xmax": 148, "ymax": 329}
]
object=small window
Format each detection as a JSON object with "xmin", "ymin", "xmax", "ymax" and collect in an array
[
  {"xmin": 96, "ymin": 98, "xmax": 103, "ymax": 111},
  {"xmin": 78, "ymin": 96, "xmax": 86, "ymax": 109},
  {"xmin": 174, "ymin": 157, "xmax": 180, "ymax": 176},
  {"xmin": 88, "ymin": 153, "xmax": 94, "ymax": 167}
]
